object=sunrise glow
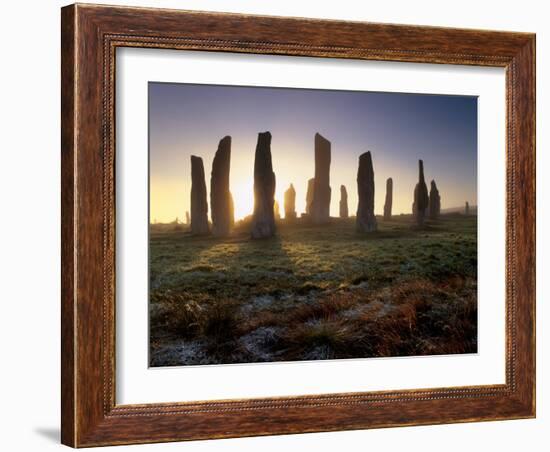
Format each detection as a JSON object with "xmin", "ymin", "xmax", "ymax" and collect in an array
[
  {"xmin": 149, "ymin": 83, "xmax": 477, "ymax": 224},
  {"xmin": 232, "ymin": 179, "xmax": 254, "ymax": 220}
]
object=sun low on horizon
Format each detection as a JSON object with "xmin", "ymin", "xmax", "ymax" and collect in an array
[{"xmin": 232, "ymin": 178, "xmax": 255, "ymax": 221}]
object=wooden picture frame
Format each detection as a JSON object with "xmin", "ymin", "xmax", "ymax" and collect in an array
[{"xmin": 61, "ymin": 3, "xmax": 535, "ymax": 447}]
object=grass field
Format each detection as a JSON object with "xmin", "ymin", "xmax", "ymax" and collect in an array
[{"xmin": 149, "ymin": 214, "xmax": 477, "ymax": 366}]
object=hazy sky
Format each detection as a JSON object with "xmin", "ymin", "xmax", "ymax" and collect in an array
[{"xmin": 149, "ymin": 82, "xmax": 477, "ymax": 223}]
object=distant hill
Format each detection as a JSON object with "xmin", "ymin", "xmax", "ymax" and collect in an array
[{"xmin": 441, "ymin": 205, "xmax": 478, "ymax": 215}]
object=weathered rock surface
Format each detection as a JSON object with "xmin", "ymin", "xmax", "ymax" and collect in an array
[
  {"xmin": 190, "ymin": 155, "xmax": 209, "ymax": 235},
  {"xmin": 311, "ymin": 133, "xmax": 331, "ymax": 224},
  {"xmin": 305, "ymin": 178, "xmax": 315, "ymax": 215},
  {"xmin": 384, "ymin": 177, "xmax": 393, "ymax": 220},
  {"xmin": 429, "ymin": 180, "xmax": 441, "ymax": 219},
  {"xmin": 356, "ymin": 151, "xmax": 377, "ymax": 232},
  {"xmin": 284, "ymin": 184, "xmax": 297, "ymax": 220},
  {"xmin": 210, "ymin": 136, "xmax": 232, "ymax": 236},
  {"xmin": 412, "ymin": 160, "xmax": 430, "ymax": 225},
  {"xmin": 251, "ymin": 132, "xmax": 276, "ymax": 238},
  {"xmin": 339, "ymin": 185, "xmax": 348, "ymax": 218}
]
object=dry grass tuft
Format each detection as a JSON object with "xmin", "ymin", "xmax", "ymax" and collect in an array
[
  {"xmin": 280, "ymin": 318, "xmax": 367, "ymax": 360},
  {"xmin": 287, "ymin": 293, "xmax": 358, "ymax": 323},
  {"xmin": 150, "ymin": 291, "xmax": 204, "ymax": 338},
  {"xmin": 202, "ymin": 302, "xmax": 240, "ymax": 343}
]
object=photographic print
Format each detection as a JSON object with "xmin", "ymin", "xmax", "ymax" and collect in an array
[
  {"xmin": 61, "ymin": 6, "xmax": 536, "ymax": 444},
  {"xmin": 148, "ymin": 82, "xmax": 478, "ymax": 367}
]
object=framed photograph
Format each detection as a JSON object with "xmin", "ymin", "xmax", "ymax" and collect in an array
[{"xmin": 61, "ymin": 3, "xmax": 535, "ymax": 447}]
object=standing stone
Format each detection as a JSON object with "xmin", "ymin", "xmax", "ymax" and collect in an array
[
  {"xmin": 429, "ymin": 180, "xmax": 441, "ymax": 219},
  {"xmin": 412, "ymin": 160, "xmax": 430, "ymax": 226},
  {"xmin": 274, "ymin": 200, "xmax": 281, "ymax": 220},
  {"xmin": 305, "ymin": 178, "xmax": 315, "ymax": 215},
  {"xmin": 339, "ymin": 185, "xmax": 348, "ymax": 218},
  {"xmin": 311, "ymin": 133, "xmax": 332, "ymax": 224},
  {"xmin": 185, "ymin": 211, "xmax": 190, "ymax": 225},
  {"xmin": 251, "ymin": 132, "xmax": 276, "ymax": 238},
  {"xmin": 356, "ymin": 151, "xmax": 377, "ymax": 232},
  {"xmin": 190, "ymin": 155, "xmax": 209, "ymax": 235},
  {"xmin": 210, "ymin": 136, "xmax": 232, "ymax": 237},
  {"xmin": 465, "ymin": 201, "xmax": 470, "ymax": 215},
  {"xmin": 384, "ymin": 178, "xmax": 393, "ymax": 220},
  {"xmin": 284, "ymin": 184, "xmax": 297, "ymax": 220}
]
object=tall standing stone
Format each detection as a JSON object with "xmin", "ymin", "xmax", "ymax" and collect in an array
[
  {"xmin": 185, "ymin": 211, "xmax": 190, "ymax": 225},
  {"xmin": 305, "ymin": 178, "xmax": 315, "ymax": 215},
  {"xmin": 311, "ymin": 133, "xmax": 332, "ymax": 224},
  {"xmin": 429, "ymin": 180, "xmax": 441, "ymax": 219},
  {"xmin": 412, "ymin": 160, "xmax": 430, "ymax": 226},
  {"xmin": 356, "ymin": 151, "xmax": 377, "ymax": 232},
  {"xmin": 210, "ymin": 136, "xmax": 232, "ymax": 237},
  {"xmin": 251, "ymin": 132, "xmax": 276, "ymax": 239},
  {"xmin": 284, "ymin": 184, "xmax": 297, "ymax": 220},
  {"xmin": 190, "ymin": 155, "xmax": 209, "ymax": 235},
  {"xmin": 465, "ymin": 201, "xmax": 470, "ymax": 215},
  {"xmin": 384, "ymin": 178, "xmax": 393, "ymax": 220},
  {"xmin": 339, "ymin": 185, "xmax": 348, "ymax": 218}
]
